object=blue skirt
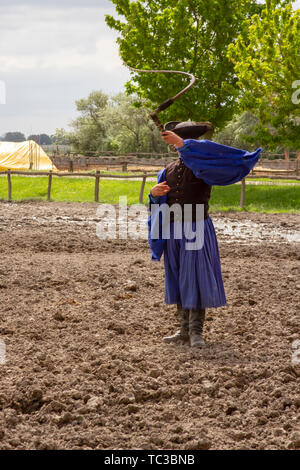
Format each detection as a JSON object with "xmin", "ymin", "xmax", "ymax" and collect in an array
[{"xmin": 164, "ymin": 218, "xmax": 227, "ymax": 310}]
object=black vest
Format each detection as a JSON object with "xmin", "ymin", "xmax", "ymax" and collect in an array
[{"xmin": 165, "ymin": 159, "xmax": 211, "ymax": 221}]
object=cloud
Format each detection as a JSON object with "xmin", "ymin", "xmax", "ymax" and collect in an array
[
  {"xmin": 0, "ymin": 38, "xmax": 122, "ymax": 73},
  {"xmin": 1, "ymin": 0, "xmax": 298, "ymax": 136},
  {"xmin": 0, "ymin": 0, "xmax": 109, "ymax": 7},
  {"xmin": 0, "ymin": 3, "xmax": 118, "ymax": 58},
  {"xmin": 0, "ymin": 1, "xmax": 130, "ymax": 135}
]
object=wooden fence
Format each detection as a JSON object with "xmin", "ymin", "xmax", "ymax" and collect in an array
[
  {"xmin": 1, "ymin": 170, "xmax": 157, "ymax": 204},
  {"xmin": 50, "ymin": 153, "xmax": 300, "ymax": 175},
  {"xmin": 0, "ymin": 170, "xmax": 299, "ymax": 208}
]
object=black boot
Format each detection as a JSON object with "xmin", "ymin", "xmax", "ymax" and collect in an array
[
  {"xmin": 189, "ymin": 309, "xmax": 206, "ymax": 348},
  {"xmin": 163, "ymin": 303, "xmax": 189, "ymax": 343}
]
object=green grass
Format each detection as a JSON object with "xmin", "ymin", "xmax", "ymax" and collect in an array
[
  {"xmin": 0, "ymin": 175, "xmax": 299, "ymax": 213},
  {"xmin": 210, "ymin": 184, "xmax": 300, "ymax": 213},
  {"xmin": 96, "ymin": 174, "xmax": 300, "ymax": 183},
  {"xmin": 0, "ymin": 175, "xmax": 154, "ymax": 205},
  {"xmin": 249, "ymin": 177, "xmax": 300, "ymax": 184},
  {"xmin": 64, "ymin": 171, "xmax": 300, "ymax": 183}
]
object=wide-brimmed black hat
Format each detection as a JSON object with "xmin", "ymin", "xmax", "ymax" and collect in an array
[{"xmin": 164, "ymin": 121, "xmax": 214, "ymax": 139}]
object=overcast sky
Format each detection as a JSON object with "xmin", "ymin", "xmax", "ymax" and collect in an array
[
  {"xmin": 0, "ymin": 0, "xmax": 299, "ymax": 137},
  {"xmin": 0, "ymin": 0, "xmax": 131, "ymax": 137}
]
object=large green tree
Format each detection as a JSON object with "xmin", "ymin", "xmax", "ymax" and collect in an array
[
  {"xmin": 104, "ymin": 93, "xmax": 167, "ymax": 153},
  {"xmin": 227, "ymin": 0, "xmax": 300, "ymax": 154},
  {"xmin": 68, "ymin": 91, "xmax": 167, "ymax": 154},
  {"xmin": 69, "ymin": 91, "xmax": 108, "ymax": 153},
  {"xmin": 105, "ymin": 0, "xmax": 272, "ymax": 130}
]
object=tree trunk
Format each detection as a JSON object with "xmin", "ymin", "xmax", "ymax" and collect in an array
[{"xmin": 284, "ymin": 147, "xmax": 290, "ymax": 171}]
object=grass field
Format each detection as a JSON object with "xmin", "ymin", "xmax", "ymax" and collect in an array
[
  {"xmin": 249, "ymin": 177, "xmax": 300, "ymax": 184},
  {"xmin": 0, "ymin": 174, "xmax": 299, "ymax": 213}
]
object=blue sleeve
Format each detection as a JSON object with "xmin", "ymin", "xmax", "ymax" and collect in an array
[
  {"xmin": 147, "ymin": 168, "xmax": 166, "ymax": 208},
  {"xmin": 149, "ymin": 192, "xmax": 160, "ymax": 204},
  {"xmin": 147, "ymin": 168, "xmax": 167, "ymax": 262},
  {"xmin": 178, "ymin": 139, "xmax": 262, "ymax": 186}
]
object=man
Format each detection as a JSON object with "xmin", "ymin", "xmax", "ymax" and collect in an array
[{"xmin": 148, "ymin": 121, "xmax": 262, "ymax": 348}]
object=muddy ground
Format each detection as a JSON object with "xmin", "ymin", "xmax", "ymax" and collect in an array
[{"xmin": 0, "ymin": 201, "xmax": 299, "ymax": 450}]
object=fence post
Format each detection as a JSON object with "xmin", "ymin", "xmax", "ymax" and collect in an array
[
  {"xmin": 139, "ymin": 175, "xmax": 147, "ymax": 204},
  {"xmin": 240, "ymin": 178, "xmax": 246, "ymax": 208},
  {"xmin": 296, "ymin": 151, "xmax": 300, "ymax": 176},
  {"xmin": 47, "ymin": 171, "xmax": 52, "ymax": 201},
  {"xmin": 284, "ymin": 147, "xmax": 290, "ymax": 170},
  {"xmin": 95, "ymin": 170, "xmax": 100, "ymax": 202},
  {"xmin": 122, "ymin": 162, "xmax": 128, "ymax": 172},
  {"xmin": 7, "ymin": 170, "xmax": 12, "ymax": 201},
  {"xmin": 69, "ymin": 159, "xmax": 74, "ymax": 173}
]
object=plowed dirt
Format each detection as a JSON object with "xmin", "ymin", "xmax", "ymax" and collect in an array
[{"xmin": 0, "ymin": 201, "xmax": 299, "ymax": 450}]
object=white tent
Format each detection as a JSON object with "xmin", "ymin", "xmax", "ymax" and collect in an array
[{"xmin": 0, "ymin": 140, "xmax": 56, "ymax": 171}]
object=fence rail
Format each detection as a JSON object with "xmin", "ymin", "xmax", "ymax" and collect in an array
[
  {"xmin": 0, "ymin": 169, "xmax": 299, "ymax": 207},
  {"xmin": 42, "ymin": 146, "xmax": 299, "ymax": 159},
  {"xmin": 0, "ymin": 169, "xmax": 157, "ymax": 204},
  {"xmin": 49, "ymin": 153, "xmax": 300, "ymax": 175}
]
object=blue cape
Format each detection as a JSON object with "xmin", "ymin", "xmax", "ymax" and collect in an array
[{"xmin": 148, "ymin": 139, "xmax": 262, "ymax": 261}]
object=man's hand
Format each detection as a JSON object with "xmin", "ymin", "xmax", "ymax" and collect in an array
[
  {"xmin": 151, "ymin": 181, "xmax": 171, "ymax": 198},
  {"xmin": 161, "ymin": 130, "xmax": 184, "ymax": 148}
]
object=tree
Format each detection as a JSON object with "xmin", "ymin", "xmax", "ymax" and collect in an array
[
  {"xmin": 3, "ymin": 132, "xmax": 26, "ymax": 142},
  {"xmin": 69, "ymin": 91, "xmax": 109, "ymax": 153},
  {"xmin": 51, "ymin": 128, "xmax": 71, "ymax": 145},
  {"xmin": 104, "ymin": 93, "xmax": 167, "ymax": 153},
  {"xmin": 227, "ymin": 0, "xmax": 300, "ymax": 160},
  {"xmin": 105, "ymin": 0, "xmax": 274, "ymax": 130},
  {"xmin": 215, "ymin": 111, "xmax": 261, "ymax": 150},
  {"xmin": 69, "ymin": 91, "xmax": 167, "ymax": 154},
  {"xmin": 27, "ymin": 134, "xmax": 52, "ymax": 145}
]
